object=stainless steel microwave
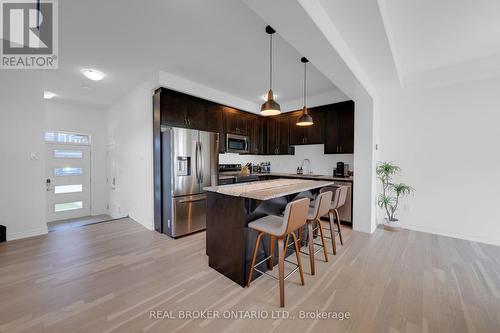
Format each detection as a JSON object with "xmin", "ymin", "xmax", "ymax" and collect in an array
[{"xmin": 226, "ymin": 133, "xmax": 249, "ymax": 154}]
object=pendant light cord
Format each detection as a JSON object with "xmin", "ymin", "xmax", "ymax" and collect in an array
[
  {"xmin": 269, "ymin": 34, "xmax": 273, "ymax": 90},
  {"xmin": 303, "ymin": 62, "xmax": 307, "ymax": 107}
]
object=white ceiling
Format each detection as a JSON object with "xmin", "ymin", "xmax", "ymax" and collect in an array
[
  {"xmin": 44, "ymin": 0, "xmax": 343, "ymax": 110},
  {"xmin": 310, "ymin": 0, "xmax": 500, "ymax": 97}
]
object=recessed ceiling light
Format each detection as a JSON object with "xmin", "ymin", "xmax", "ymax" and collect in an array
[
  {"xmin": 81, "ymin": 68, "xmax": 105, "ymax": 81},
  {"xmin": 44, "ymin": 91, "xmax": 57, "ymax": 99}
]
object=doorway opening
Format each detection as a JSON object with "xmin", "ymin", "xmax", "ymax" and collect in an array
[{"xmin": 44, "ymin": 131, "xmax": 111, "ymax": 231}]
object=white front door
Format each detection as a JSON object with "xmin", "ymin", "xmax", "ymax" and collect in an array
[{"xmin": 45, "ymin": 144, "xmax": 91, "ymax": 221}]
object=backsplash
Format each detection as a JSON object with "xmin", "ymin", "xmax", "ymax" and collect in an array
[{"xmin": 219, "ymin": 144, "xmax": 354, "ymax": 176}]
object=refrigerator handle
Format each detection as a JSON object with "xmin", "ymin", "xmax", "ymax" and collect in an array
[
  {"xmin": 194, "ymin": 141, "xmax": 199, "ymax": 183},
  {"xmin": 198, "ymin": 141, "xmax": 204, "ymax": 183}
]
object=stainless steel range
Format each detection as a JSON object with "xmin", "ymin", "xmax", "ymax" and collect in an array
[{"xmin": 218, "ymin": 164, "xmax": 261, "ymax": 185}]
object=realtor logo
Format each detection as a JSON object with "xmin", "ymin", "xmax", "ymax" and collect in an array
[{"xmin": 1, "ymin": 0, "xmax": 58, "ymax": 69}]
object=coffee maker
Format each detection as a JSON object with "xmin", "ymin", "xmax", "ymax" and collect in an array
[{"xmin": 334, "ymin": 162, "xmax": 349, "ymax": 177}]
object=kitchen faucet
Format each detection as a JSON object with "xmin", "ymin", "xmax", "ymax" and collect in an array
[{"xmin": 300, "ymin": 158, "xmax": 311, "ymax": 174}]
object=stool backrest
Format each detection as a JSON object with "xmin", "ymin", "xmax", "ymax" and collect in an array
[
  {"xmin": 282, "ymin": 198, "xmax": 310, "ymax": 234},
  {"xmin": 321, "ymin": 185, "xmax": 349, "ymax": 209},
  {"xmin": 310, "ymin": 191, "xmax": 333, "ymax": 219}
]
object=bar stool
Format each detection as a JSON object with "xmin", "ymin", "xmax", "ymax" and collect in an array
[
  {"xmin": 247, "ymin": 198, "xmax": 310, "ymax": 308},
  {"xmin": 300, "ymin": 191, "xmax": 332, "ymax": 275},
  {"xmin": 319, "ymin": 186, "xmax": 348, "ymax": 255}
]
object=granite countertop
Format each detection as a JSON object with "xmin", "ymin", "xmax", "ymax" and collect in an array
[
  {"xmin": 204, "ymin": 178, "xmax": 334, "ymax": 200},
  {"xmin": 258, "ymin": 172, "xmax": 353, "ymax": 182},
  {"xmin": 218, "ymin": 172, "xmax": 353, "ymax": 182}
]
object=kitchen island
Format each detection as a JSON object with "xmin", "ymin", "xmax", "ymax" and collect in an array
[{"xmin": 204, "ymin": 178, "xmax": 334, "ymax": 287}]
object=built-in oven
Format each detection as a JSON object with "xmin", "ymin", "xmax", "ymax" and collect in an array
[{"xmin": 226, "ymin": 133, "xmax": 249, "ymax": 154}]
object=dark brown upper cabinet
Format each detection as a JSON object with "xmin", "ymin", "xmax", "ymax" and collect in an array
[
  {"xmin": 248, "ymin": 115, "xmax": 263, "ymax": 155},
  {"xmin": 206, "ymin": 102, "xmax": 225, "ymax": 153},
  {"xmin": 288, "ymin": 110, "xmax": 306, "ymax": 145},
  {"xmin": 156, "ymin": 87, "xmax": 354, "ymax": 156},
  {"xmin": 265, "ymin": 114, "xmax": 291, "ymax": 155},
  {"xmin": 223, "ymin": 107, "xmax": 249, "ymax": 135},
  {"xmin": 288, "ymin": 107, "xmax": 325, "ymax": 145},
  {"xmin": 161, "ymin": 89, "xmax": 207, "ymax": 130},
  {"xmin": 324, "ymin": 101, "xmax": 354, "ymax": 154}
]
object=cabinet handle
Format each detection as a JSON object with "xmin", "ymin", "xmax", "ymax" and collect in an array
[
  {"xmin": 340, "ymin": 145, "xmax": 342, "ymax": 153},
  {"xmin": 337, "ymin": 146, "xmax": 339, "ymax": 153}
]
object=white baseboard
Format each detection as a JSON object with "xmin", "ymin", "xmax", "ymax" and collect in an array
[
  {"xmin": 7, "ymin": 226, "xmax": 48, "ymax": 241},
  {"xmin": 401, "ymin": 223, "xmax": 500, "ymax": 247}
]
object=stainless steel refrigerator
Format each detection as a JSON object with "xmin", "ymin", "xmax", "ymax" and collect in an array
[{"xmin": 161, "ymin": 127, "xmax": 219, "ymax": 238}]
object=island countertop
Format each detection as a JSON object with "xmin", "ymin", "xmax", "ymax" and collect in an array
[{"xmin": 204, "ymin": 178, "xmax": 334, "ymax": 201}]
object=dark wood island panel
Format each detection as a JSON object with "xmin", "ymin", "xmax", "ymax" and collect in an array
[{"xmin": 205, "ymin": 179, "xmax": 334, "ymax": 287}]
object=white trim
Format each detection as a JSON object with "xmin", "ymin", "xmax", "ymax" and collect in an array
[
  {"xmin": 7, "ymin": 226, "xmax": 48, "ymax": 242},
  {"xmin": 382, "ymin": 220, "xmax": 500, "ymax": 247}
]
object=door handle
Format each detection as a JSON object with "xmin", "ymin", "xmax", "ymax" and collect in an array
[{"xmin": 179, "ymin": 197, "xmax": 206, "ymax": 204}]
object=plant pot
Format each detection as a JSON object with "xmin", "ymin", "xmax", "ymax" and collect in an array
[{"xmin": 383, "ymin": 217, "xmax": 401, "ymax": 232}]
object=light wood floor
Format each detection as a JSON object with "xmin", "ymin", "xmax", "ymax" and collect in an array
[
  {"xmin": 47, "ymin": 214, "xmax": 113, "ymax": 232},
  {"xmin": 1, "ymin": 218, "xmax": 499, "ymax": 333}
]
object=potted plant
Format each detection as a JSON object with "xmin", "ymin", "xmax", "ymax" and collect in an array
[{"xmin": 376, "ymin": 162, "xmax": 414, "ymax": 230}]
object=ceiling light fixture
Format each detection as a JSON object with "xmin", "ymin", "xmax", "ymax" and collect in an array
[
  {"xmin": 260, "ymin": 25, "xmax": 281, "ymax": 116},
  {"xmin": 296, "ymin": 57, "xmax": 313, "ymax": 126},
  {"xmin": 81, "ymin": 68, "xmax": 105, "ymax": 81},
  {"xmin": 43, "ymin": 91, "xmax": 57, "ymax": 99}
]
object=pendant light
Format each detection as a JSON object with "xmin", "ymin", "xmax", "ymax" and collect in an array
[
  {"xmin": 261, "ymin": 26, "xmax": 281, "ymax": 116},
  {"xmin": 297, "ymin": 57, "xmax": 313, "ymax": 126}
]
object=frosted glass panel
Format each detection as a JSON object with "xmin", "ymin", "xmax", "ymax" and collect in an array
[
  {"xmin": 54, "ymin": 201, "xmax": 83, "ymax": 212},
  {"xmin": 54, "ymin": 184, "xmax": 83, "ymax": 194},
  {"xmin": 45, "ymin": 131, "xmax": 90, "ymax": 144},
  {"xmin": 53, "ymin": 149, "xmax": 83, "ymax": 159},
  {"xmin": 54, "ymin": 167, "xmax": 83, "ymax": 176}
]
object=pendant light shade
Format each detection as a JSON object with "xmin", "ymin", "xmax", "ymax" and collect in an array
[
  {"xmin": 261, "ymin": 26, "xmax": 281, "ymax": 116},
  {"xmin": 297, "ymin": 107, "xmax": 313, "ymax": 126},
  {"xmin": 297, "ymin": 57, "xmax": 313, "ymax": 126}
]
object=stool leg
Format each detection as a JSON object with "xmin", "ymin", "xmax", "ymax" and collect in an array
[
  {"xmin": 268, "ymin": 235, "xmax": 275, "ymax": 271},
  {"xmin": 316, "ymin": 219, "xmax": 329, "ymax": 262},
  {"xmin": 291, "ymin": 232, "xmax": 305, "ymax": 285},
  {"xmin": 247, "ymin": 232, "xmax": 263, "ymax": 287},
  {"xmin": 334, "ymin": 209, "xmax": 344, "ymax": 245},
  {"xmin": 307, "ymin": 221, "xmax": 315, "ymax": 275},
  {"xmin": 329, "ymin": 211, "xmax": 337, "ymax": 255},
  {"xmin": 284, "ymin": 234, "xmax": 290, "ymax": 251},
  {"xmin": 277, "ymin": 237, "xmax": 285, "ymax": 307}
]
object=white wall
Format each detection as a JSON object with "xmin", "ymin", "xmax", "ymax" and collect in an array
[
  {"xmin": 44, "ymin": 101, "xmax": 108, "ymax": 216},
  {"xmin": 106, "ymin": 75, "xmax": 159, "ymax": 230},
  {"xmin": 219, "ymin": 144, "xmax": 353, "ymax": 175},
  {"xmin": 0, "ymin": 72, "xmax": 46, "ymax": 241},
  {"xmin": 379, "ymin": 77, "xmax": 500, "ymax": 245}
]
